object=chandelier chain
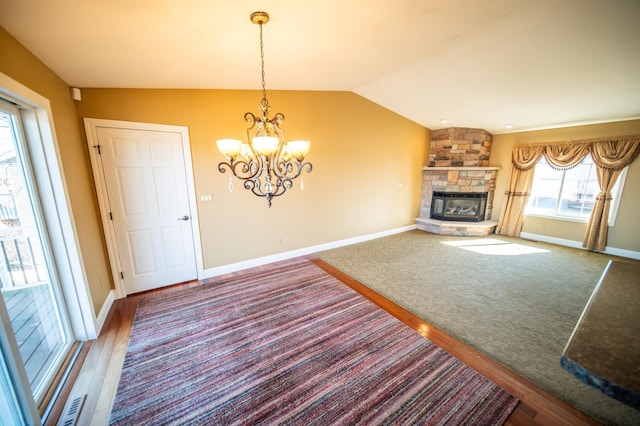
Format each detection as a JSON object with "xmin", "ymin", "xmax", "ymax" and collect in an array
[{"xmin": 259, "ymin": 22, "xmax": 268, "ymax": 108}]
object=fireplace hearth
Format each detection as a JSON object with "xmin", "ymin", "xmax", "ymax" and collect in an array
[{"xmin": 430, "ymin": 191, "xmax": 488, "ymax": 222}]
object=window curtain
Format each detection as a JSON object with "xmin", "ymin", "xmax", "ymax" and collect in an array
[
  {"xmin": 583, "ymin": 137, "xmax": 640, "ymax": 250},
  {"xmin": 496, "ymin": 145, "xmax": 544, "ymax": 236},
  {"xmin": 496, "ymin": 135, "xmax": 640, "ymax": 250}
]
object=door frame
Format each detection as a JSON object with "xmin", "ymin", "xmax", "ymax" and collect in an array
[{"xmin": 84, "ymin": 118, "xmax": 203, "ymax": 298}]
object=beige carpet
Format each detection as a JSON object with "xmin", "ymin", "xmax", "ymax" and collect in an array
[{"xmin": 316, "ymin": 230, "xmax": 640, "ymax": 425}]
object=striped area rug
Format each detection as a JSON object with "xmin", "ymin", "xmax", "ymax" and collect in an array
[{"xmin": 110, "ymin": 259, "xmax": 519, "ymax": 425}]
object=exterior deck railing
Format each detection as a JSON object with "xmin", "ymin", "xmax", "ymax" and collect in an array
[{"xmin": 0, "ymin": 234, "xmax": 47, "ymax": 289}]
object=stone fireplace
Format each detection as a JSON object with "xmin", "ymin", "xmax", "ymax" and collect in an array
[{"xmin": 415, "ymin": 127, "xmax": 499, "ymax": 236}]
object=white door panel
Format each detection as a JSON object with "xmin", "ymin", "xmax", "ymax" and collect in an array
[
  {"xmin": 128, "ymin": 229, "xmax": 156, "ymax": 274},
  {"xmin": 95, "ymin": 127, "xmax": 197, "ymax": 294}
]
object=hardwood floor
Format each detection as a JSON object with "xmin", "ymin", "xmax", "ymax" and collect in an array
[
  {"xmin": 49, "ymin": 257, "xmax": 599, "ymax": 426},
  {"xmin": 49, "ymin": 294, "xmax": 138, "ymax": 425}
]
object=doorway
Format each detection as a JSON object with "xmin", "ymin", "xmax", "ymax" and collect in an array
[{"xmin": 84, "ymin": 119, "xmax": 202, "ymax": 296}]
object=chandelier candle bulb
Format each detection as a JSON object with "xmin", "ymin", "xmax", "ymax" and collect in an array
[
  {"xmin": 216, "ymin": 139, "xmax": 242, "ymax": 158},
  {"xmin": 240, "ymin": 144, "xmax": 254, "ymax": 160},
  {"xmin": 281, "ymin": 145, "xmax": 292, "ymax": 162},
  {"xmin": 252, "ymin": 136, "xmax": 279, "ymax": 156},
  {"xmin": 286, "ymin": 140, "xmax": 311, "ymax": 160}
]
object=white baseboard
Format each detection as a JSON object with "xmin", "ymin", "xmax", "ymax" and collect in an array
[
  {"xmin": 94, "ymin": 289, "xmax": 115, "ymax": 337},
  {"xmin": 520, "ymin": 232, "xmax": 640, "ymax": 260},
  {"xmin": 201, "ymin": 225, "xmax": 417, "ymax": 279}
]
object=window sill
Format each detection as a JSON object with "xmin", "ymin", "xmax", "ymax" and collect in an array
[{"xmin": 524, "ymin": 212, "xmax": 589, "ymax": 224}]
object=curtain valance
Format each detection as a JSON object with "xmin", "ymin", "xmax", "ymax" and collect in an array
[{"xmin": 512, "ymin": 135, "xmax": 640, "ymax": 171}]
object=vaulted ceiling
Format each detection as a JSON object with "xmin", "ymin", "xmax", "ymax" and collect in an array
[{"xmin": 1, "ymin": 0, "xmax": 638, "ymax": 134}]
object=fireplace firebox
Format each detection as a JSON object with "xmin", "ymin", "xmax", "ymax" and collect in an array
[{"xmin": 430, "ymin": 191, "xmax": 488, "ymax": 222}]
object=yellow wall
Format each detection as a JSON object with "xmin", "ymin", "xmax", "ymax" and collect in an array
[
  {"xmin": 3, "ymin": 20, "xmax": 638, "ymax": 319},
  {"xmin": 75, "ymin": 89, "xmax": 430, "ymax": 268},
  {"xmin": 0, "ymin": 27, "xmax": 113, "ymax": 313},
  {"xmin": 490, "ymin": 120, "xmax": 640, "ymax": 251}
]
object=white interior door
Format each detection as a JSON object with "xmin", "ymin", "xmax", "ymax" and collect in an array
[{"xmin": 89, "ymin": 123, "xmax": 199, "ymax": 295}]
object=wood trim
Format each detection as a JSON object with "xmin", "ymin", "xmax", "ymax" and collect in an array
[
  {"xmin": 42, "ymin": 343, "xmax": 91, "ymax": 424},
  {"xmin": 310, "ymin": 257, "xmax": 599, "ymax": 426}
]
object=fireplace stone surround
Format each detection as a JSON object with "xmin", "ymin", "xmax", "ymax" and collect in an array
[{"xmin": 416, "ymin": 127, "xmax": 499, "ymax": 237}]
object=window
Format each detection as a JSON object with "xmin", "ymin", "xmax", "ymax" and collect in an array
[{"xmin": 525, "ymin": 155, "xmax": 627, "ymax": 224}]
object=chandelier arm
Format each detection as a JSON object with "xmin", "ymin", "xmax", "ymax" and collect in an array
[
  {"xmin": 268, "ymin": 179, "xmax": 291, "ymax": 198},
  {"xmin": 245, "ymin": 173, "xmax": 286, "ymax": 199},
  {"xmin": 301, "ymin": 162, "xmax": 313, "ymax": 174},
  {"xmin": 278, "ymin": 178, "xmax": 293, "ymax": 191},
  {"xmin": 244, "ymin": 112, "xmax": 260, "ymax": 159},
  {"xmin": 243, "ymin": 170, "xmax": 272, "ymax": 199},
  {"xmin": 271, "ymin": 113, "xmax": 286, "ymax": 158},
  {"xmin": 244, "ymin": 112, "xmax": 257, "ymax": 130},
  {"xmin": 273, "ymin": 113, "xmax": 285, "ymax": 138},
  {"xmin": 218, "ymin": 158, "xmax": 261, "ymax": 180},
  {"xmin": 272, "ymin": 160, "xmax": 312, "ymax": 180},
  {"xmin": 253, "ymin": 177, "xmax": 288, "ymax": 198},
  {"xmin": 244, "ymin": 179, "xmax": 263, "ymax": 195},
  {"xmin": 271, "ymin": 159, "xmax": 292, "ymax": 179}
]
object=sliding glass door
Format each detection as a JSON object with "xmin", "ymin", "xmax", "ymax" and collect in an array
[{"xmin": 0, "ymin": 100, "xmax": 73, "ymax": 422}]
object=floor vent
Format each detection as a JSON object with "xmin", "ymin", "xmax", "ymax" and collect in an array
[{"xmin": 56, "ymin": 395, "xmax": 86, "ymax": 426}]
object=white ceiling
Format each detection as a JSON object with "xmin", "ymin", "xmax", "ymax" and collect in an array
[{"xmin": 1, "ymin": 0, "xmax": 639, "ymax": 134}]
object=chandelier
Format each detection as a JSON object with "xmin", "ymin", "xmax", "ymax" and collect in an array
[{"xmin": 216, "ymin": 11, "xmax": 312, "ymax": 207}]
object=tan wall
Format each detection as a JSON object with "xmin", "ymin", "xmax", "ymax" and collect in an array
[
  {"xmin": 75, "ymin": 89, "xmax": 430, "ymax": 268},
  {"xmin": 490, "ymin": 120, "xmax": 640, "ymax": 252},
  {"xmin": 0, "ymin": 27, "xmax": 113, "ymax": 313}
]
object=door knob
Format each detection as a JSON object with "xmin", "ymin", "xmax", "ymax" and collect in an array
[{"xmin": 177, "ymin": 215, "xmax": 190, "ymax": 221}]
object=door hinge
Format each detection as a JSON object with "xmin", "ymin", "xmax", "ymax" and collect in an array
[
  {"xmin": 120, "ymin": 271, "xmax": 124, "ymax": 279},
  {"xmin": 94, "ymin": 144, "xmax": 102, "ymax": 155},
  {"xmin": 109, "ymin": 212, "xmax": 113, "ymax": 220}
]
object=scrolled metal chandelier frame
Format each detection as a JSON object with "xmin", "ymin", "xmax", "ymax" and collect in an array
[{"xmin": 216, "ymin": 11, "xmax": 312, "ymax": 207}]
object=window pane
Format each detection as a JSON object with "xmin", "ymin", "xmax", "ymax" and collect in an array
[
  {"xmin": 559, "ymin": 156, "xmax": 598, "ymax": 218},
  {"xmin": 527, "ymin": 157, "xmax": 562, "ymax": 215},
  {"xmin": 525, "ymin": 153, "xmax": 625, "ymax": 225}
]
